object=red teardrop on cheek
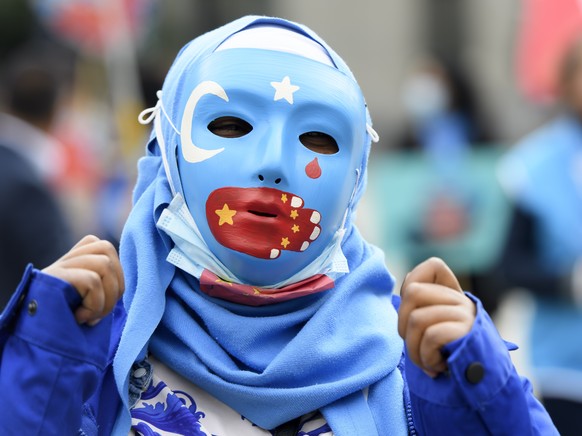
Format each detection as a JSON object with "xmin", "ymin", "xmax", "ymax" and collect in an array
[{"xmin": 305, "ymin": 157, "xmax": 322, "ymax": 179}]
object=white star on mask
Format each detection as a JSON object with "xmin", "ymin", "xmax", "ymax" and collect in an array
[{"xmin": 271, "ymin": 76, "xmax": 300, "ymax": 104}]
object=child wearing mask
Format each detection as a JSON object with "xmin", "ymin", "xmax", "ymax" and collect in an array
[{"xmin": 0, "ymin": 16, "xmax": 556, "ymax": 435}]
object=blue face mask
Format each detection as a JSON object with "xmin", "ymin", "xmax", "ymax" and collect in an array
[
  {"xmin": 169, "ymin": 48, "xmax": 368, "ymax": 286},
  {"xmin": 167, "ymin": 48, "xmax": 368, "ymax": 287}
]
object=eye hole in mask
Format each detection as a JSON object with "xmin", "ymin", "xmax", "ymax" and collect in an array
[
  {"xmin": 299, "ymin": 131, "xmax": 339, "ymax": 155},
  {"xmin": 208, "ymin": 116, "xmax": 253, "ymax": 138}
]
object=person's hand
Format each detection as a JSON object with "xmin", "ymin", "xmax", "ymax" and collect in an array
[
  {"xmin": 42, "ymin": 235, "xmax": 125, "ymax": 326},
  {"xmin": 398, "ymin": 257, "xmax": 476, "ymax": 377}
]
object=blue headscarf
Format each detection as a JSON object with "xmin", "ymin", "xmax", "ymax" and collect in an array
[{"xmin": 113, "ymin": 16, "xmax": 406, "ymax": 435}]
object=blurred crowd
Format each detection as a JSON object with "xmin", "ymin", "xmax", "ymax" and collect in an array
[{"xmin": 1, "ymin": 0, "xmax": 582, "ymax": 434}]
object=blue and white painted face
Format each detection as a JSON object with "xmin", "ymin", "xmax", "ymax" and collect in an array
[{"xmin": 175, "ymin": 34, "xmax": 368, "ymax": 286}]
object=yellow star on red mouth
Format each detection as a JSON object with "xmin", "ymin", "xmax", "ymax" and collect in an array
[
  {"xmin": 281, "ymin": 194, "xmax": 288, "ymax": 203},
  {"xmin": 215, "ymin": 203, "xmax": 237, "ymax": 226},
  {"xmin": 291, "ymin": 224, "xmax": 300, "ymax": 233},
  {"xmin": 281, "ymin": 237, "xmax": 290, "ymax": 248},
  {"xmin": 290, "ymin": 210, "xmax": 299, "ymax": 220}
]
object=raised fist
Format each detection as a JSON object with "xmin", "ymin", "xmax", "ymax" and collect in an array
[
  {"xmin": 398, "ymin": 257, "xmax": 476, "ymax": 377},
  {"xmin": 42, "ymin": 235, "xmax": 125, "ymax": 325}
]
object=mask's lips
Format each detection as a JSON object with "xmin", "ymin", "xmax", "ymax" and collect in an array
[
  {"xmin": 206, "ymin": 187, "xmax": 322, "ymax": 259},
  {"xmin": 248, "ymin": 210, "xmax": 277, "ymax": 218},
  {"xmin": 244, "ymin": 196, "xmax": 286, "ymax": 218}
]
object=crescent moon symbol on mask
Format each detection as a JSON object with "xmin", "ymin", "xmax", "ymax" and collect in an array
[{"xmin": 180, "ymin": 81, "xmax": 229, "ymax": 163}]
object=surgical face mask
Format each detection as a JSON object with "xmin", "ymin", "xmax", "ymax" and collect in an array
[
  {"xmin": 173, "ymin": 48, "xmax": 368, "ymax": 287},
  {"xmin": 157, "ymin": 193, "xmax": 349, "ymax": 293}
]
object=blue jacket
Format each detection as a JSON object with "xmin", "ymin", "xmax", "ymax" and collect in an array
[{"xmin": 0, "ymin": 266, "xmax": 556, "ymax": 435}]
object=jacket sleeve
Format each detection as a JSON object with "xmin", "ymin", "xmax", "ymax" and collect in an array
[
  {"xmin": 404, "ymin": 293, "xmax": 558, "ymax": 436},
  {"xmin": 0, "ymin": 265, "xmax": 113, "ymax": 436}
]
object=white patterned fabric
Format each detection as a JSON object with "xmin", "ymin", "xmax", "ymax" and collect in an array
[{"xmin": 130, "ymin": 356, "xmax": 333, "ymax": 436}]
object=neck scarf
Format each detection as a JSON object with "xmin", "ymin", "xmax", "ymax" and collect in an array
[
  {"xmin": 112, "ymin": 16, "xmax": 406, "ymax": 435},
  {"xmin": 150, "ymin": 225, "xmax": 405, "ymax": 433}
]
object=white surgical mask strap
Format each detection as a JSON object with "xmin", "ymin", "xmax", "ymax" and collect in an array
[
  {"xmin": 338, "ymin": 167, "xmax": 361, "ymax": 231},
  {"xmin": 138, "ymin": 91, "xmax": 180, "ymax": 196},
  {"xmin": 366, "ymin": 123, "xmax": 379, "ymax": 143},
  {"xmin": 138, "ymin": 90, "xmax": 180, "ymax": 133}
]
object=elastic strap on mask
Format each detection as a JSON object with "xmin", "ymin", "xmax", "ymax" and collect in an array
[
  {"xmin": 138, "ymin": 91, "xmax": 180, "ymax": 196},
  {"xmin": 339, "ymin": 168, "xmax": 360, "ymax": 231},
  {"xmin": 366, "ymin": 123, "xmax": 379, "ymax": 143}
]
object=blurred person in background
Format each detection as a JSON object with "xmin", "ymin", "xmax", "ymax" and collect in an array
[
  {"xmin": 388, "ymin": 57, "xmax": 503, "ymax": 314},
  {"xmin": 0, "ymin": 45, "xmax": 73, "ymax": 309},
  {"xmin": 398, "ymin": 57, "xmax": 491, "ymax": 246},
  {"xmin": 398, "ymin": 56, "xmax": 489, "ymax": 156},
  {"xmin": 497, "ymin": 36, "xmax": 582, "ymax": 435}
]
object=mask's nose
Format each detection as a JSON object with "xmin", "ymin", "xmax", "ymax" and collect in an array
[
  {"xmin": 257, "ymin": 173, "xmax": 283, "ymax": 184},
  {"xmin": 255, "ymin": 123, "xmax": 290, "ymax": 186}
]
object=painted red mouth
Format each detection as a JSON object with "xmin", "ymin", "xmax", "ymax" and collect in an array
[
  {"xmin": 248, "ymin": 210, "xmax": 277, "ymax": 218},
  {"xmin": 206, "ymin": 187, "xmax": 322, "ymax": 259}
]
